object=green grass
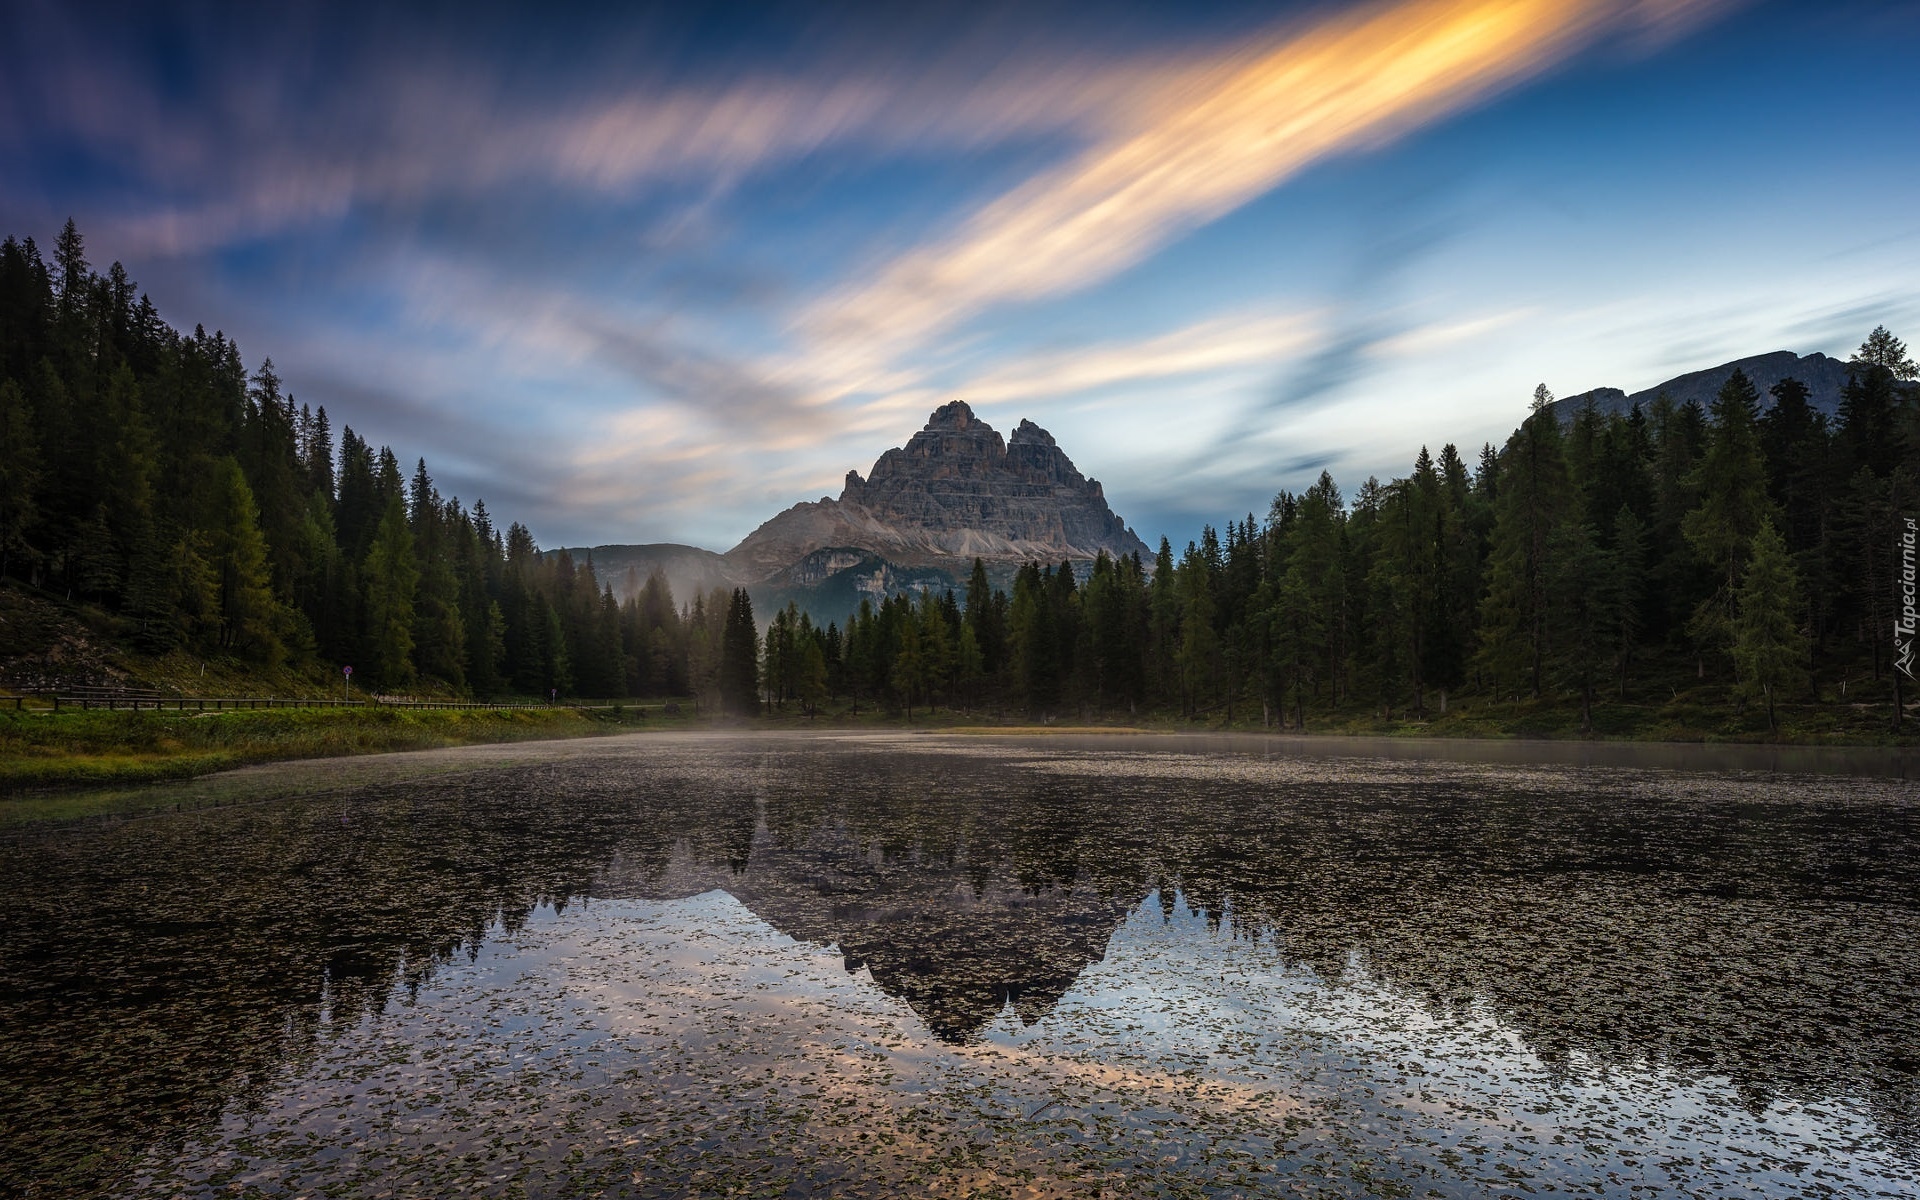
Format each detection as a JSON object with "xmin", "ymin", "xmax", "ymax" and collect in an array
[
  {"xmin": 0, "ymin": 703, "xmax": 679, "ymax": 797},
  {"xmin": 746, "ymin": 686, "xmax": 1916, "ymax": 746},
  {"xmin": 4, "ymin": 679, "xmax": 1909, "ymax": 829}
]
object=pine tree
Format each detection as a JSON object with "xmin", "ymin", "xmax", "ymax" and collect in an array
[
  {"xmin": 1851, "ymin": 325, "xmax": 1918, "ymax": 380},
  {"xmin": 1549, "ymin": 520, "xmax": 1612, "ymax": 734},
  {"xmin": 795, "ymin": 631, "xmax": 828, "ymax": 717},
  {"xmin": 1646, "ymin": 396, "xmax": 1709, "ymax": 645},
  {"xmin": 206, "ymin": 457, "xmax": 284, "ymax": 663},
  {"xmin": 763, "ymin": 604, "xmax": 795, "ymax": 710},
  {"xmin": 1177, "ymin": 542, "xmax": 1220, "ymax": 718},
  {"xmin": 0, "ymin": 378, "xmax": 39, "ymax": 579},
  {"xmin": 1475, "ymin": 406, "xmax": 1571, "ymax": 698},
  {"xmin": 1610, "ymin": 506, "xmax": 1647, "ymax": 697},
  {"xmin": 1148, "ymin": 539, "xmax": 1180, "ymax": 708},
  {"xmin": 1009, "ymin": 562, "xmax": 1056, "ymax": 713},
  {"xmin": 53, "ymin": 219, "xmax": 87, "ymax": 311},
  {"xmin": 1272, "ymin": 474, "xmax": 1343, "ymax": 725},
  {"xmin": 1731, "ymin": 519, "xmax": 1807, "ymax": 734},
  {"xmin": 1682, "ymin": 368, "xmax": 1774, "ymax": 672},
  {"xmin": 893, "ymin": 602, "xmax": 928, "ymax": 719},
  {"xmin": 719, "ymin": 588, "xmax": 759, "ymax": 715},
  {"xmin": 127, "ymin": 530, "xmax": 217, "ymax": 654},
  {"xmin": 363, "ymin": 497, "xmax": 420, "ymax": 686},
  {"xmin": 918, "ymin": 590, "xmax": 955, "ymax": 711},
  {"xmin": 1839, "ymin": 361, "xmax": 1902, "ymax": 481},
  {"xmin": 238, "ymin": 359, "xmax": 307, "ymax": 603},
  {"xmin": 99, "ymin": 364, "xmax": 158, "ymax": 598}
]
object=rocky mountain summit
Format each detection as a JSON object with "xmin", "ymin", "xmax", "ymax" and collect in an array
[
  {"xmin": 1549, "ymin": 350, "xmax": 1858, "ymax": 423},
  {"xmin": 723, "ymin": 402, "xmax": 1150, "ymax": 580}
]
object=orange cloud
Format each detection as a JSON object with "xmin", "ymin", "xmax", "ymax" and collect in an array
[{"xmin": 804, "ymin": 0, "xmax": 1723, "ymax": 368}]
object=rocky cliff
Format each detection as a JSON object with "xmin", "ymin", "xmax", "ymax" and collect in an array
[
  {"xmin": 724, "ymin": 401, "xmax": 1150, "ymax": 580},
  {"xmin": 1550, "ymin": 350, "xmax": 1859, "ymax": 423}
]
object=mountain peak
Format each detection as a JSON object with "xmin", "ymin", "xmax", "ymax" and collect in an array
[
  {"xmin": 726, "ymin": 406, "xmax": 1148, "ymax": 579},
  {"xmin": 1551, "ymin": 350, "xmax": 1855, "ymax": 423},
  {"xmin": 1010, "ymin": 418, "xmax": 1056, "ymax": 447},
  {"xmin": 925, "ymin": 400, "xmax": 981, "ymax": 430}
]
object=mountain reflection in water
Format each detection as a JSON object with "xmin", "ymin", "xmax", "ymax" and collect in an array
[{"xmin": 1, "ymin": 733, "xmax": 1915, "ymax": 1198}]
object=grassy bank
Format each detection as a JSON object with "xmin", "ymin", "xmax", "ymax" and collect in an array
[
  {"xmin": 4, "ymin": 686, "xmax": 1909, "ymax": 825},
  {"xmin": 750, "ymin": 688, "xmax": 1916, "ymax": 745},
  {"xmin": 0, "ymin": 704, "xmax": 671, "ymax": 795}
]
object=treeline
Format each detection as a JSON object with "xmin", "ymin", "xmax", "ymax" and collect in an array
[
  {"xmin": 4, "ymin": 223, "xmax": 1917, "ymax": 726},
  {"xmin": 749, "ymin": 332, "xmax": 1920, "ymax": 733},
  {"xmin": 0, "ymin": 222, "xmax": 704, "ymax": 697}
]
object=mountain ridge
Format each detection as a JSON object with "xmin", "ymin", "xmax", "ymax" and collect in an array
[
  {"xmin": 1549, "ymin": 349, "xmax": 1857, "ymax": 422},
  {"xmin": 724, "ymin": 401, "xmax": 1150, "ymax": 580},
  {"xmin": 560, "ymin": 401, "xmax": 1148, "ymax": 622}
]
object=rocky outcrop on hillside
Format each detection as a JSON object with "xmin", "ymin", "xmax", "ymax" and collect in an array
[
  {"xmin": 1551, "ymin": 350, "xmax": 1858, "ymax": 422},
  {"xmin": 725, "ymin": 402, "xmax": 1150, "ymax": 580}
]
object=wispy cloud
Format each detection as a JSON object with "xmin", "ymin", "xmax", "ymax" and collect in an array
[
  {"xmin": 5, "ymin": 0, "xmax": 1774, "ymax": 552},
  {"xmin": 942, "ymin": 311, "xmax": 1320, "ymax": 410},
  {"xmin": 6, "ymin": 13, "xmax": 1187, "ymax": 258},
  {"xmin": 798, "ymin": 0, "xmax": 1725, "ymax": 387}
]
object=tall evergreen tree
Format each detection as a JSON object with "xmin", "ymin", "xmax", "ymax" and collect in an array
[
  {"xmin": 719, "ymin": 588, "xmax": 759, "ymax": 715},
  {"xmin": 1731, "ymin": 519, "xmax": 1808, "ymax": 734},
  {"xmin": 1475, "ymin": 406, "xmax": 1571, "ymax": 698},
  {"xmin": 1682, "ymin": 368, "xmax": 1774, "ymax": 672},
  {"xmin": 206, "ymin": 457, "xmax": 283, "ymax": 663},
  {"xmin": 0, "ymin": 379, "xmax": 39, "ymax": 579},
  {"xmin": 363, "ymin": 497, "xmax": 420, "ymax": 686}
]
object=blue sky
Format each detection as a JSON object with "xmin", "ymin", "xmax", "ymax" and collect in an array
[{"xmin": 4, "ymin": 0, "xmax": 1917, "ymax": 551}]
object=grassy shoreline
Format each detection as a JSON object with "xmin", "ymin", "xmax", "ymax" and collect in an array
[
  {"xmin": 0, "ymin": 704, "xmax": 671, "ymax": 794},
  {"xmin": 3, "ymin": 694, "xmax": 1911, "ymax": 826}
]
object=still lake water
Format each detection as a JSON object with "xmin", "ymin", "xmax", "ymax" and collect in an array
[{"xmin": 2, "ymin": 731, "xmax": 1917, "ymax": 1198}]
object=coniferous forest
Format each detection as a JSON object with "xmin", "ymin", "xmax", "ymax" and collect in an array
[{"xmin": 3, "ymin": 223, "xmax": 1917, "ymax": 734}]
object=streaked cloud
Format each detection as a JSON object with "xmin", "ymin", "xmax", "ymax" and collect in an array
[
  {"xmin": 8, "ymin": 12, "xmax": 1189, "ymax": 258},
  {"xmin": 943, "ymin": 311, "xmax": 1320, "ymax": 410},
  {"xmin": 25, "ymin": 0, "xmax": 1914, "ymax": 559},
  {"xmin": 799, "ymin": 0, "xmax": 1722, "ymax": 383}
]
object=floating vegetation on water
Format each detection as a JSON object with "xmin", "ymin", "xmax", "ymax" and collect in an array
[{"xmin": 2, "ymin": 733, "xmax": 1916, "ymax": 1197}]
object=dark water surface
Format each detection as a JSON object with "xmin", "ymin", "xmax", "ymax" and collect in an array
[{"xmin": 2, "ymin": 731, "xmax": 1917, "ymax": 1198}]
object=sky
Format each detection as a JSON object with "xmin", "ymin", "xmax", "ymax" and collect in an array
[{"xmin": 4, "ymin": 0, "xmax": 1918, "ymax": 552}]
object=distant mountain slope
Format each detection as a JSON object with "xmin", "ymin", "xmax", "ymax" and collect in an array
[
  {"xmin": 751, "ymin": 548, "xmax": 963, "ymax": 629},
  {"xmin": 553, "ymin": 543, "xmax": 740, "ymax": 605},
  {"xmin": 723, "ymin": 401, "xmax": 1150, "ymax": 581},
  {"xmin": 554, "ymin": 542, "xmax": 960, "ymax": 627},
  {"xmin": 1551, "ymin": 350, "xmax": 1857, "ymax": 421}
]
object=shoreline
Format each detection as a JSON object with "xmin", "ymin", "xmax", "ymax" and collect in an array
[{"xmin": 5, "ymin": 710, "xmax": 1914, "ymax": 828}]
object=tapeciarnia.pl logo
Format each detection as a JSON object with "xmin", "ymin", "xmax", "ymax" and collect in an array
[{"xmin": 1899, "ymin": 515, "xmax": 1917, "ymax": 680}]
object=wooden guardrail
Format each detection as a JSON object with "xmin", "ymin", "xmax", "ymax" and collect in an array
[{"xmin": 2, "ymin": 691, "xmax": 600, "ymax": 713}]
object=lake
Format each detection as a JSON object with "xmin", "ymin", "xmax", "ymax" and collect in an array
[{"xmin": 2, "ymin": 731, "xmax": 1916, "ymax": 1198}]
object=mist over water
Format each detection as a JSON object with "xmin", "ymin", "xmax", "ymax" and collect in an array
[{"xmin": 3, "ymin": 732, "xmax": 1916, "ymax": 1197}]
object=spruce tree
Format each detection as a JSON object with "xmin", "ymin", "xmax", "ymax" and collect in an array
[
  {"xmin": 1177, "ymin": 542, "xmax": 1220, "ymax": 718},
  {"xmin": 1851, "ymin": 325, "xmax": 1917, "ymax": 380},
  {"xmin": 206, "ymin": 457, "xmax": 284, "ymax": 663},
  {"xmin": 1549, "ymin": 520, "xmax": 1611, "ymax": 734},
  {"xmin": 100, "ymin": 364, "xmax": 158, "ymax": 597},
  {"xmin": 796, "ymin": 632, "xmax": 828, "ymax": 717},
  {"xmin": 1274, "ymin": 474, "xmax": 1343, "ymax": 723},
  {"xmin": 1610, "ymin": 506, "xmax": 1648, "ymax": 697},
  {"xmin": 1682, "ymin": 368, "xmax": 1774, "ymax": 672},
  {"xmin": 0, "ymin": 378, "xmax": 39, "ymax": 579},
  {"xmin": 719, "ymin": 588, "xmax": 759, "ymax": 715},
  {"xmin": 1731, "ymin": 519, "xmax": 1807, "ymax": 734},
  {"xmin": 1009, "ymin": 562, "xmax": 1055, "ymax": 712},
  {"xmin": 1474, "ymin": 406, "xmax": 1571, "ymax": 698},
  {"xmin": 363, "ymin": 497, "xmax": 420, "ymax": 686}
]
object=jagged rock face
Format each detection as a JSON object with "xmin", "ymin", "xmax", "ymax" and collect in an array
[{"xmin": 726, "ymin": 401, "xmax": 1150, "ymax": 580}]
